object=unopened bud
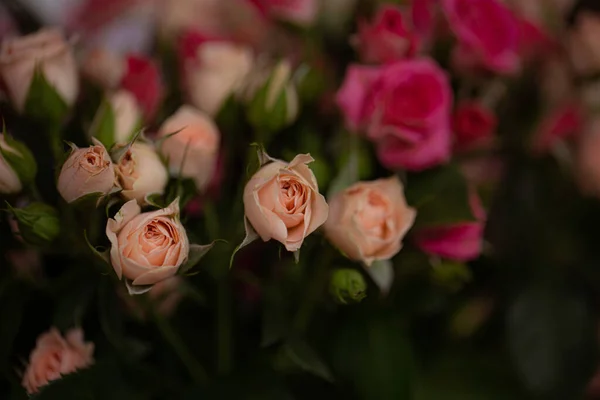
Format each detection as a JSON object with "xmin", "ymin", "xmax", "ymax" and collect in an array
[
  {"xmin": 330, "ymin": 268, "xmax": 367, "ymax": 305},
  {"xmin": 7, "ymin": 202, "xmax": 60, "ymax": 246}
]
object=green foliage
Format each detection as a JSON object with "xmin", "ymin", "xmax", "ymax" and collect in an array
[
  {"xmin": 24, "ymin": 68, "xmax": 69, "ymax": 126},
  {"xmin": 0, "ymin": 133, "xmax": 37, "ymax": 187}
]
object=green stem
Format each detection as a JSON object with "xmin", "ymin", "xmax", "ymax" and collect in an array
[
  {"xmin": 293, "ymin": 248, "xmax": 333, "ymax": 334},
  {"xmin": 152, "ymin": 310, "xmax": 208, "ymax": 385}
]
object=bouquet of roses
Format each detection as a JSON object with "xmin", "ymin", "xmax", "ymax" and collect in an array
[{"xmin": 1, "ymin": 0, "xmax": 600, "ymax": 398}]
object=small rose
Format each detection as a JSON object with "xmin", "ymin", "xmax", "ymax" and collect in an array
[
  {"xmin": 0, "ymin": 28, "xmax": 78, "ymax": 112},
  {"xmin": 21, "ymin": 328, "xmax": 94, "ymax": 395},
  {"xmin": 109, "ymin": 90, "xmax": 142, "ymax": 144},
  {"xmin": 324, "ymin": 177, "xmax": 416, "ymax": 265},
  {"xmin": 106, "ymin": 200, "xmax": 190, "ymax": 291},
  {"xmin": 115, "ymin": 142, "xmax": 169, "ymax": 205},
  {"xmin": 158, "ymin": 105, "xmax": 220, "ymax": 191},
  {"xmin": 243, "ymin": 153, "xmax": 329, "ymax": 252},
  {"xmin": 185, "ymin": 42, "xmax": 254, "ymax": 116},
  {"xmin": 452, "ymin": 102, "xmax": 497, "ymax": 152},
  {"xmin": 57, "ymin": 139, "xmax": 116, "ymax": 203}
]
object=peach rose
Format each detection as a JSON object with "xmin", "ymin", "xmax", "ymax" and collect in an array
[
  {"xmin": 0, "ymin": 28, "xmax": 78, "ymax": 112},
  {"xmin": 243, "ymin": 154, "xmax": 329, "ymax": 252},
  {"xmin": 0, "ymin": 134, "xmax": 23, "ymax": 194},
  {"xmin": 186, "ymin": 42, "xmax": 254, "ymax": 116},
  {"xmin": 158, "ymin": 105, "xmax": 220, "ymax": 191},
  {"xmin": 21, "ymin": 328, "xmax": 94, "ymax": 394},
  {"xmin": 57, "ymin": 139, "xmax": 116, "ymax": 203},
  {"xmin": 116, "ymin": 142, "xmax": 168, "ymax": 205},
  {"xmin": 106, "ymin": 199, "xmax": 189, "ymax": 293},
  {"xmin": 324, "ymin": 177, "xmax": 416, "ymax": 266}
]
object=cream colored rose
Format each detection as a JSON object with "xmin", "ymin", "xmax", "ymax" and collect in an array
[
  {"xmin": 0, "ymin": 28, "xmax": 78, "ymax": 112},
  {"xmin": 243, "ymin": 154, "xmax": 329, "ymax": 252},
  {"xmin": 116, "ymin": 142, "xmax": 168, "ymax": 205},
  {"xmin": 0, "ymin": 135, "xmax": 22, "ymax": 194},
  {"xmin": 21, "ymin": 328, "xmax": 94, "ymax": 395},
  {"xmin": 186, "ymin": 42, "xmax": 253, "ymax": 116},
  {"xmin": 57, "ymin": 139, "xmax": 116, "ymax": 203},
  {"xmin": 324, "ymin": 177, "xmax": 416, "ymax": 266},
  {"xmin": 106, "ymin": 200, "xmax": 189, "ymax": 290},
  {"xmin": 158, "ymin": 105, "xmax": 220, "ymax": 190},
  {"xmin": 109, "ymin": 90, "xmax": 141, "ymax": 144},
  {"xmin": 81, "ymin": 47, "xmax": 125, "ymax": 89}
]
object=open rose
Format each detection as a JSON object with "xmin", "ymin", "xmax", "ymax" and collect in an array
[
  {"xmin": 115, "ymin": 142, "xmax": 168, "ymax": 204},
  {"xmin": 324, "ymin": 177, "xmax": 416, "ymax": 265},
  {"xmin": 243, "ymin": 154, "xmax": 329, "ymax": 252},
  {"xmin": 158, "ymin": 105, "xmax": 220, "ymax": 191},
  {"xmin": 0, "ymin": 28, "xmax": 78, "ymax": 112},
  {"xmin": 106, "ymin": 200, "xmax": 190, "ymax": 293},
  {"xmin": 336, "ymin": 59, "xmax": 452, "ymax": 170},
  {"xmin": 353, "ymin": 5, "xmax": 418, "ymax": 64},
  {"xmin": 414, "ymin": 191, "xmax": 486, "ymax": 261},
  {"xmin": 57, "ymin": 139, "xmax": 116, "ymax": 203},
  {"xmin": 21, "ymin": 328, "xmax": 94, "ymax": 394},
  {"xmin": 442, "ymin": 0, "xmax": 520, "ymax": 74}
]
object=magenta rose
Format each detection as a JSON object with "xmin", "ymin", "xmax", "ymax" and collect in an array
[
  {"xmin": 452, "ymin": 101, "xmax": 497, "ymax": 152},
  {"xmin": 414, "ymin": 191, "xmax": 485, "ymax": 261},
  {"xmin": 442, "ymin": 0, "xmax": 520, "ymax": 74},
  {"xmin": 335, "ymin": 65, "xmax": 381, "ymax": 131},
  {"xmin": 353, "ymin": 5, "xmax": 418, "ymax": 64}
]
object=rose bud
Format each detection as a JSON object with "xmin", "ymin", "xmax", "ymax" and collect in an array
[
  {"xmin": 7, "ymin": 202, "xmax": 60, "ymax": 247},
  {"xmin": 106, "ymin": 199, "xmax": 190, "ymax": 293},
  {"xmin": 0, "ymin": 28, "xmax": 78, "ymax": 113},
  {"xmin": 442, "ymin": 0, "xmax": 520, "ymax": 74},
  {"xmin": 158, "ymin": 105, "xmax": 220, "ymax": 191},
  {"xmin": 246, "ymin": 60, "xmax": 299, "ymax": 134},
  {"xmin": 324, "ymin": 177, "xmax": 416, "ymax": 266},
  {"xmin": 22, "ymin": 328, "xmax": 94, "ymax": 395},
  {"xmin": 243, "ymin": 154, "xmax": 329, "ymax": 252},
  {"xmin": 57, "ymin": 139, "xmax": 116, "ymax": 203},
  {"xmin": 0, "ymin": 134, "xmax": 37, "ymax": 194},
  {"xmin": 91, "ymin": 90, "xmax": 142, "ymax": 148},
  {"xmin": 353, "ymin": 5, "xmax": 418, "ymax": 64},
  {"xmin": 115, "ymin": 142, "xmax": 169, "ymax": 205},
  {"xmin": 329, "ymin": 268, "xmax": 367, "ymax": 305},
  {"xmin": 414, "ymin": 192, "xmax": 486, "ymax": 261},
  {"xmin": 185, "ymin": 42, "xmax": 254, "ymax": 116},
  {"xmin": 452, "ymin": 102, "xmax": 497, "ymax": 152}
]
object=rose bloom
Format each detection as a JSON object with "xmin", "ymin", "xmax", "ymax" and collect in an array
[
  {"xmin": 414, "ymin": 192, "xmax": 486, "ymax": 261},
  {"xmin": 336, "ymin": 59, "xmax": 452, "ymax": 170},
  {"xmin": 452, "ymin": 102, "xmax": 497, "ymax": 152},
  {"xmin": 158, "ymin": 105, "xmax": 220, "ymax": 191},
  {"xmin": 324, "ymin": 177, "xmax": 416, "ymax": 266},
  {"xmin": 106, "ymin": 199, "xmax": 189, "ymax": 291},
  {"xmin": 184, "ymin": 42, "xmax": 254, "ymax": 116},
  {"xmin": 108, "ymin": 90, "xmax": 142, "ymax": 145},
  {"xmin": 0, "ymin": 134, "xmax": 23, "ymax": 194},
  {"xmin": 353, "ymin": 5, "xmax": 418, "ymax": 64},
  {"xmin": 0, "ymin": 28, "xmax": 78, "ymax": 112},
  {"xmin": 116, "ymin": 142, "xmax": 168, "ymax": 205},
  {"xmin": 243, "ymin": 154, "xmax": 329, "ymax": 252},
  {"xmin": 57, "ymin": 139, "xmax": 116, "ymax": 203},
  {"xmin": 21, "ymin": 328, "xmax": 94, "ymax": 394},
  {"xmin": 442, "ymin": 0, "xmax": 520, "ymax": 74}
]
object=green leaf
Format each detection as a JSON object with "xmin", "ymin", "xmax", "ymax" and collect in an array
[
  {"xmin": 274, "ymin": 338, "xmax": 334, "ymax": 382},
  {"xmin": 124, "ymin": 279, "xmax": 153, "ymax": 295},
  {"xmin": 0, "ymin": 133, "xmax": 37, "ymax": 186},
  {"xmin": 24, "ymin": 67, "xmax": 69, "ymax": 125},
  {"xmin": 90, "ymin": 99, "xmax": 116, "ymax": 149},
  {"xmin": 84, "ymin": 230, "xmax": 110, "ymax": 265},
  {"xmin": 69, "ymin": 191, "xmax": 105, "ymax": 208},
  {"xmin": 405, "ymin": 164, "xmax": 476, "ymax": 228},
  {"xmin": 178, "ymin": 241, "xmax": 221, "ymax": 275}
]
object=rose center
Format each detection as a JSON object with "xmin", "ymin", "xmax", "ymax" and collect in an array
[
  {"xmin": 80, "ymin": 146, "xmax": 109, "ymax": 173},
  {"xmin": 357, "ymin": 191, "xmax": 392, "ymax": 239},
  {"xmin": 279, "ymin": 178, "xmax": 306, "ymax": 213}
]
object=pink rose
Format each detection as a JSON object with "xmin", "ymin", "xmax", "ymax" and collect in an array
[
  {"xmin": 0, "ymin": 28, "xmax": 78, "ymax": 112},
  {"xmin": 157, "ymin": 105, "xmax": 220, "ymax": 191},
  {"xmin": 243, "ymin": 154, "xmax": 329, "ymax": 252},
  {"xmin": 411, "ymin": 0, "xmax": 437, "ymax": 38},
  {"xmin": 324, "ymin": 176, "xmax": 416, "ymax": 265},
  {"xmin": 414, "ymin": 192, "xmax": 486, "ymax": 261},
  {"xmin": 353, "ymin": 5, "xmax": 418, "ymax": 64},
  {"xmin": 21, "ymin": 328, "xmax": 94, "ymax": 394},
  {"xmin": 452, "ymin": 102, "xmax": 497, "ymax": 152},
  {"xmin": 337, "ymin": 59, "xmax": 452, "ymax": 170},
  {"xmin": 533, "ymin": 103, "xmax": 583, "ymax": 155},
  {"xmin": 106, "ymin": 200, "xmax": 190, "ymax": 291},
  {"xmin": 442, "ymin": 0, "xmax": 520, "ymax": 73},
  {"xmin": 120, "ymin": 55, "xmax": 164, "ymax": 122}
]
